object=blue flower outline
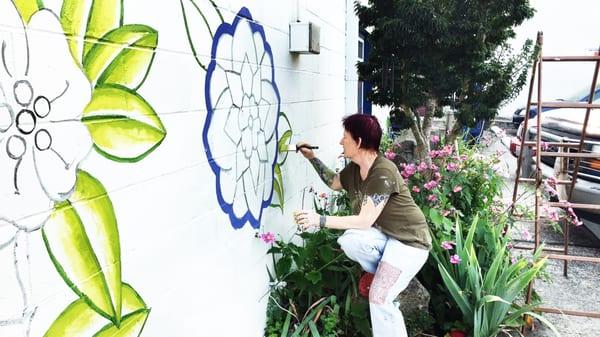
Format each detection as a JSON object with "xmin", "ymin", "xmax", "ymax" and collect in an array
[{"xmin": 203, "ymin": 7, "xmax": 281, "ymax": 229}]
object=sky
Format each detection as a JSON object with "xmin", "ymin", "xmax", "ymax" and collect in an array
[{"xmin": 499, "ymin": 0, "xmax": 600, "ymax": 118}]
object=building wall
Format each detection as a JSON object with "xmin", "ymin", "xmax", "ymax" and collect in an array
[{"xmin": 0, "ymin": 0, "xmax": 358, "ymax": 336}]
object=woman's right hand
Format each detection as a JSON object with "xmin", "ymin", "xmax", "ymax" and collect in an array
[{"xmin": 296, "ymin": 141, "xmax": 316, "ymax": 159}]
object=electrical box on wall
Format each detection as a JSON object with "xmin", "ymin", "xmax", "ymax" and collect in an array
[{"xmin": 289, "ymin": 22, "xmax": 320, "ymax": 54}]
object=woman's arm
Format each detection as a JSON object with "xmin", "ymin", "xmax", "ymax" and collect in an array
[
  {"xmin": 297, "ymin": 142, "xmax": 342, "ymax": 191},
  {"xmin": 295, "ymin": 194, "xmax": 389, "ymax": 230}
]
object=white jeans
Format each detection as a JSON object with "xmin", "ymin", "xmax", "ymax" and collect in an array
[{"xmin": 337, "ymin": 227, "xmax": 429, "ymax": 337}]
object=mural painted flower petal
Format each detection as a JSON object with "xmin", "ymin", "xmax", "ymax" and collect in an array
[
  {"xmin": 0, "ymin": 148, "xmax": 52, "ymax": 230},
  {"xmin": 60, "ymin": 0, "xmax": 121, "ymax": 64},
  {"xmin": 42, "ymin": 170, "xmax": 121, "ymax": 323},
  {"xmin": 260, "ymin": 51, "xmax": 273, "ymax": 83},
  {"xmin": 214, "ymin": 33, "xmax": 233, "ymax": 70},
  {"xmin": 207, "ymin": 99, "xmax": 236, "ymax": 170},
  {"xmin": 13, "ymin": 0, "xmax": 42, "ymax": 23},
  {"xmin": 33, "ymin": 147, "xmax": 78, "ymax": 202},
  {"xmin": 252, "ymin": 34, "xmax": 265, "ymax": 71},
  {"xmin": 208, "ymin": 65, "xmax": 228, "ymax": 110},
  {"xmin": 41, "ymin": 120, "xmax": 93, "ymax": 181},
  {"xmin": 82, "ymin": 84, "xmax": 166, "ymax": 162},
  {"xmin": 27, "ymin": 9, "xmax": 92, "ymax": 122},
  {"xmin": 44, "ymin": 283, "xmax": 148, "ymax": 337},
  {"xmin": 259, "ymin": 85, "xmax": 278, "ymax": 141},
  {"xmin": 231, "ymin": 19, "xmax": 255, "ymax": 70},
  {"xmin": 224, "ymin": 70, "xmax": 243, "ymax": 108},
  {"xmin": 244, "ymin": 153, "xmax": 261, "ymax": 217},
  {"xmin": 0, "ymin": 0, "xmax": 28, "ymax": 86},
  {"xmin": 83, "ymin": 24, "xmax": 158, "ymax": 90}
]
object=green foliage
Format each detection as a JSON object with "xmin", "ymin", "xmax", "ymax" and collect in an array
[
  {"xmin": 432, "ymin": 217, "xmax": 559, "ymax": 337},
  {"xmin": 265, "ymin": 192, "xmax": 370, "ymax": 337},
  {"xmin": 355, "ymin": 0, "xmax": 536, "ymax": 132}
]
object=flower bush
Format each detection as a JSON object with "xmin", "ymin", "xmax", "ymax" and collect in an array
[
  {"xmin": 263, "ymin": 192, "xmax": 370, "ymax": 337},
  {"xmin": 383, "ymin": 133, "xmax": 555, "ymax": 335}
]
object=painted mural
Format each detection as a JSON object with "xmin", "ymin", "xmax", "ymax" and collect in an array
[
  {"xmin": 182, "ymin": 0, "xmax": 292, "ymax": 230},
  {"xmin": 0, "ymin": 0, "xmax": 164, "ymax": 335}
]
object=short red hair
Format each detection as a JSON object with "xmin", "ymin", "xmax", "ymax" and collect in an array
[{"xmin": 342, "ymin": 114, "xmax": 382, "ymax": 151}]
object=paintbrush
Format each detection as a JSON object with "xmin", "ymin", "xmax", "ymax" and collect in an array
[{"xmin": 280, "ymin": 144, "xmax": 319, "ymax": 152}]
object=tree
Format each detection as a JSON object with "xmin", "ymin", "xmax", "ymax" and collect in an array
[{"xmin": 356, "ymin": 0, "xmax": 535, "ymax": 161}]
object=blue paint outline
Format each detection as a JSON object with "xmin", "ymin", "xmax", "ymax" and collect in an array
[{"xmin": 203, "ymin": 7, "xmax": 281, "ymax": 230}]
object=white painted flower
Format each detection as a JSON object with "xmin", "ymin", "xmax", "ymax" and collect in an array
[
  {"xmin": 0, "ymin": 2, "xmax": 92, "ymax": 231},
  {"xmin": 204, "ymin": 8, "xmax": 280, "ymax": 229}
]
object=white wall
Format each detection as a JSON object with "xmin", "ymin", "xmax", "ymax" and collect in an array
[
  {"xmin": 0, "ymin": 0, "xmax": 357, "ymax": 336},
  {"xmin": 499, "ymin": 0, "xmax": 600, "ymax": 118}
]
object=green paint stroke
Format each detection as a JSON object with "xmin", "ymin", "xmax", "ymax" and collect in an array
[
  {"xmin": 82, "ymin": 84, "xmax": 166, "ymax": 163},
  {"xmin": 44, "ymin": 283, "xmax": 149, "ymax": 337},
  {"xmin": 42, "ymin": 170, "xmax": 122, "ymax": 324},
  {"xmin": 61, "ymin": 0, "xmax": 121, "ymax": 64},
  {"xmin": 83, "ymin": 24, "xmax": 158, "ymax": 90},
  {"xmin": 13, "ymin": 0, "xmax": 43, "ymax": 23}
]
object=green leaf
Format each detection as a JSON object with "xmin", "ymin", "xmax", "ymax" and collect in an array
[
  {"xmin": 84, "ymin": 24, "xmax": 158, "ymax": 90},
  {"xmin": 43, "ymin": 170, "xmax": 121, "ymax": 323},
  {"xmin": 275, "ymin": 164, "xmax": 284, "ymax": 205},
  {"xmin": 60, "ymin": 0, "xmax": 122, "ymax": 63},
  {"xmin": 44, "ymin": 283, "xmax": 149, "ymax": 337},
  {"xmin": 277, "ymin": 112, "xmax": 292, "ymax": 165},
  {"xmin": 82, "ymin": 84, "xmax": 166, "ymax": 162},
  {"xmin": 306, "ymin": 270, "xmax": 322, "ymax": 284},
  {"xmin": 13, "ymin": 0, "xmax": 42, "ymax": 23}
]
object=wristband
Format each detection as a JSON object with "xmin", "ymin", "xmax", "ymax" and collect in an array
[{"xmin": 319, "ymin": 215, "xmax": 327, "ymax": 228}]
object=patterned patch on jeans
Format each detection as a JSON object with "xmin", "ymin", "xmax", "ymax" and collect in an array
[{"xmin": 369, "ymin": 261, "xmax": 402, "ymax": 304}]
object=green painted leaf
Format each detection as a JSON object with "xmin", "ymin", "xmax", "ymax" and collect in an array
[
  {"xmin": 82, "ymin": 84, "xmax": 166, "ymax": 162},
  {"xmin": 84, "ymin": 25, "xmax": 158, "ymax": 90},
  {"xmin": 277, "ymin": 111, "xmax": 292, "ymax": 166},
  {"xmin": 13, "ymin": 0, "xmax": 42, "ymax": 23},
  {"xmin": 44, "ymin": 283, "xmax": 149, "ymax": 337},
  {"xmin": 275, "ymin": 164, "xmax": 284, "ymax": 205},
  {"xmin": 42, "ymin": 170, "xmax": 121, "ymax": 323},
  {"xmin": 60, "ymin": 0, "xmax": 122, "ymax": 64}
]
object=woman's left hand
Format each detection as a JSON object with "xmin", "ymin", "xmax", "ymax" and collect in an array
[{"xmin": 293, "ymin": 210, "xmax": 320, "ymax": 230}]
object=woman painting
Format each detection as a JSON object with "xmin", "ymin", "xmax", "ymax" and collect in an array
[{"xmin": 294, "ymin": 113, "xmax": 431, "ymax": 337}]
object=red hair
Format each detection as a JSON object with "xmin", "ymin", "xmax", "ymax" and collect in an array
[{"xmin": 342, "ymin": 114, "xmax": 382, "ymax": 151}]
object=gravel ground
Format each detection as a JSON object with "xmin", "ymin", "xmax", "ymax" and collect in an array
[{"xmin": 488, "ymin": 125, "xmax": 600, "ymax": 337}]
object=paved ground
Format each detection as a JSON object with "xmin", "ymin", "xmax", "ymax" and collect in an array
[{"xmin": 488, "ymin": 122, "xmax": 600, "ymax": 337}]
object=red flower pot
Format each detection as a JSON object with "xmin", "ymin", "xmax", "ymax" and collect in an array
[
  {"xmin": 358, "ymin": 272, "xmax": 375, "ymax": 298},
  {"xmin": 449, "ymin": 330, "xmax": 466, "ymax": 337}
]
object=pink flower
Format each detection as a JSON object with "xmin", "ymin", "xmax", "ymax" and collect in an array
[
  {"xmin": 319, "ymin": 192, "xmax": 328, "ymax": 199},
  {"xmin": 446, "ymin": 162, "xmax": 459, "ymax": 172},
  {"xmin": 441, "ymin": 241, "xmax": 454, "ymax": 250},
  {"xmin": 442, "ymin": 209, "xmax": 451, "ymax": 216},
  {"xmin": 434, "ymin": 172, "xmax": 442, "ymax": 181},
  {"xmin": 431, "ymin": 135, "xmax": 440, "ymax": 144},
  {"xmin": 541, "ymin": 141, "xmax": 549, "ymax": 151},
  {"xmin": 401, "ymin": 164, "xmax": 417, "ymax": 178},
  {"xmin": 511, "ymin": 256, "xmax": 518, "ymax": 264},
  {"xmin": 429, "ymin": 163, "xmax": 439, "ymax": 171},
  {"xmin": 417, "ymin": 162, "xmax": 428, "ymax": 172},
  {"xmin": 260, "ymin": 232, "xmax": 276, "ymax": 244},
  {"xmin": 384, "ymin": 150, "xmax": 397, "ymax": 160},
  {"xmin": 427, "ymin": 194, "xmax": 438, "ymax": 202},
  {"xmin": 522, "ymin": 228, "xmax": 532, "ymax": 241},
  {"xmin": 453, "ymin": 186, "xmax": 462, "ymax": 193},
  {"xmin": 548, "ymin": 209, "xmax": 560, "ymax": 222},
  {"xmin": 424, "ymin": 180, "xmax": 438, "ymax": 190},
  {"xmin": 450, "ymin": 254, "xmax": 461, "ymax": 264},
  {"xmin": 412, "ymin": 186, "xmax": 421, "ymax": 193}
]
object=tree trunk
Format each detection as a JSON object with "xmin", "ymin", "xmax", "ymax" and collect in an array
[
  {"xmin": 446, "ymin": 119, "xmax": 463, "ymax": 144},
  {"xmin": 403, "ymin": 102, "xmax": 433, "ymax": 165}
]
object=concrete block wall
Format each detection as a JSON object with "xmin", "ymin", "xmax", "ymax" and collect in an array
[{"xmin": 0, "ymin": 0, "xmax": 360, "ymax": 336}]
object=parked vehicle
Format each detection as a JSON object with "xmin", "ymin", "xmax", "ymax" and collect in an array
[
  {"xmin": 512, "ymin": 86, "xmax": 600, "ymax": 127},
  {"xmin": 520, "ymin": 105, "xmax": 600, "ymax": 212}
]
